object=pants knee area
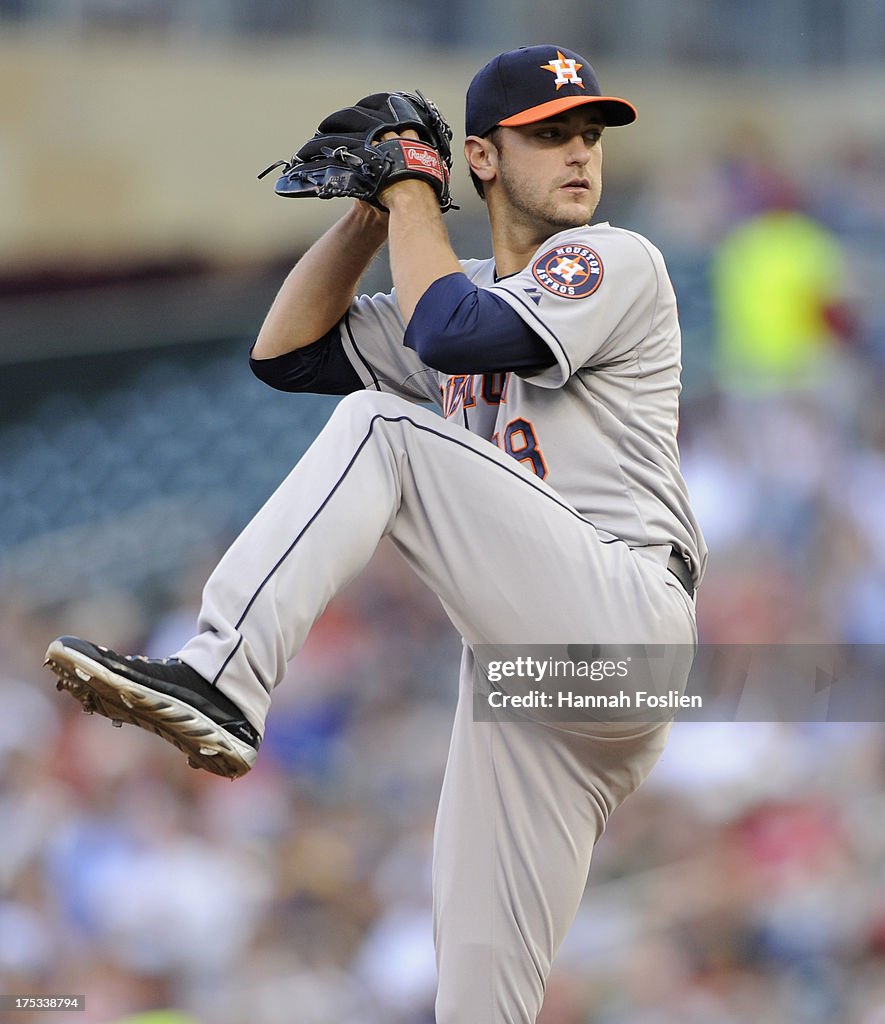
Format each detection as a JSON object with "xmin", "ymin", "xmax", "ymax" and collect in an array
[
  {"xmin": 332, "ymin": 389, "xmax": 409, "ymax": 427},
  {"xmin": 327, "ymin": 391, "xmax": 418, "ymax": 458}
]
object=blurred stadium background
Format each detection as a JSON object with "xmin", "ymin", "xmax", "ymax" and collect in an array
[{"xmin": 2, "ymin": 2, "xmax": 885, "ymax": 1022}]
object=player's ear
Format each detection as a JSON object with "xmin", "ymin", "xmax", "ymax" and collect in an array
[{"xmin": 464, "ymin": 135, "xmax": 497, "ymax": 186}]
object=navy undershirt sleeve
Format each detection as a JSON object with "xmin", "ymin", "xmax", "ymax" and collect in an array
[
  {"xmin": 404, "ymin": 273, "xmax": 556, "ymax": 375},
  {"xmin": 249, "ymin": 326, "xmax": 363, "ymax": 395}
]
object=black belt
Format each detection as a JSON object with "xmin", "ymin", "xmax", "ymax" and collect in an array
[{"xmin": 667, "ymin": 548, "xmax": 694, "ymax": 598}]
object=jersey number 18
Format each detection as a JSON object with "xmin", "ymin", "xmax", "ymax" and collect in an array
[{"xmin": 493, "ymin": 418, "xmax": 548, "ymax": 479}]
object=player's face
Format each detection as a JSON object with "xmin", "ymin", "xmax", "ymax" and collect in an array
[{"xmin": 493, "ymin": 110, "xmax": 605, "ymax": 235}]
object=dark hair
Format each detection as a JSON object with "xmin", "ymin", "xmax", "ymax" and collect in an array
[{"xmin": 469, "ymin": 128, "xmax": 502, "ymax": 201}]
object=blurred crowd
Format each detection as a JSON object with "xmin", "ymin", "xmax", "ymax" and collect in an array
[{"xmin": 2, "ymin": 122, "xmax": 885, "ymax": 1024}]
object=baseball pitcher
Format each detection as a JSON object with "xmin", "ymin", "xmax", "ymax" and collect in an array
[{"xmin": 47, "ymin": 45, "xmax": 707, "ymax": 1023}]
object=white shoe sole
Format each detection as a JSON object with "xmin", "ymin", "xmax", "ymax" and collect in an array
[{"xmin": 45, "ymin": 639, "xmax": 257, "ymax": 780}]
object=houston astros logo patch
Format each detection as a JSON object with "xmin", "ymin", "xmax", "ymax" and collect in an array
[{"xmin": 531, "ymin": 244, "xmax": 602, "ymax": 298}]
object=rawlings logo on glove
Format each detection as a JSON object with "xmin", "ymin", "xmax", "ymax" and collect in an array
[
  {"xmin": 402, "ymin": 145, "xmax": 441, "ymax": 170},
  {"xmin": 258, "ymin": 90, "xmax": 457, "ymax": 213}
]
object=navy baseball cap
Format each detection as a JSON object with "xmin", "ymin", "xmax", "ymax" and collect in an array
[{"xmin": 466, "ymin": 45, "xmax": 636, "ymax": 138}]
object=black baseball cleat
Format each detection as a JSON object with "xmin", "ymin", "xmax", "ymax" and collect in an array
[{"xmin": 44, "ymin": 636, "xmax": 260, "ymax": 779}]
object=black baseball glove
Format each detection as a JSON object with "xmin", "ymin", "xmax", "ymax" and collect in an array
[{"xmin": 258, "ymin": 90, "xmax": 457, "ymax": 212}]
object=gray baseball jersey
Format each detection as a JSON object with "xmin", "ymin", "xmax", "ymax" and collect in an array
[
  {"xmin": 341, "ymin": 222, "xmax": 706, "ymax": 583},
  {"xmin": 172, "ymin": 220, "xmax": 705, "ymax": 1023}
]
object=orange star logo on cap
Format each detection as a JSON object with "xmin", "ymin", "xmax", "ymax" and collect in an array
[{"xmin": 540, "ymin": 51, "xmax": 585, "ymax": 90}]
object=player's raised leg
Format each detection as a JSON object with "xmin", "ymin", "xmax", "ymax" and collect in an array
[
  {"xmin": 173, "ymin": 389, "xmax": 688, "ymax": 713},
  {"xmin": 46, "ymin": 388, "xmax": 692, "ymax": 777}
]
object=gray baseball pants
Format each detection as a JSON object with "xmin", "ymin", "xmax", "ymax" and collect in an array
[{"xmin": 176, "ymin": 390, "xmax": 696, "ymax": 1023}]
